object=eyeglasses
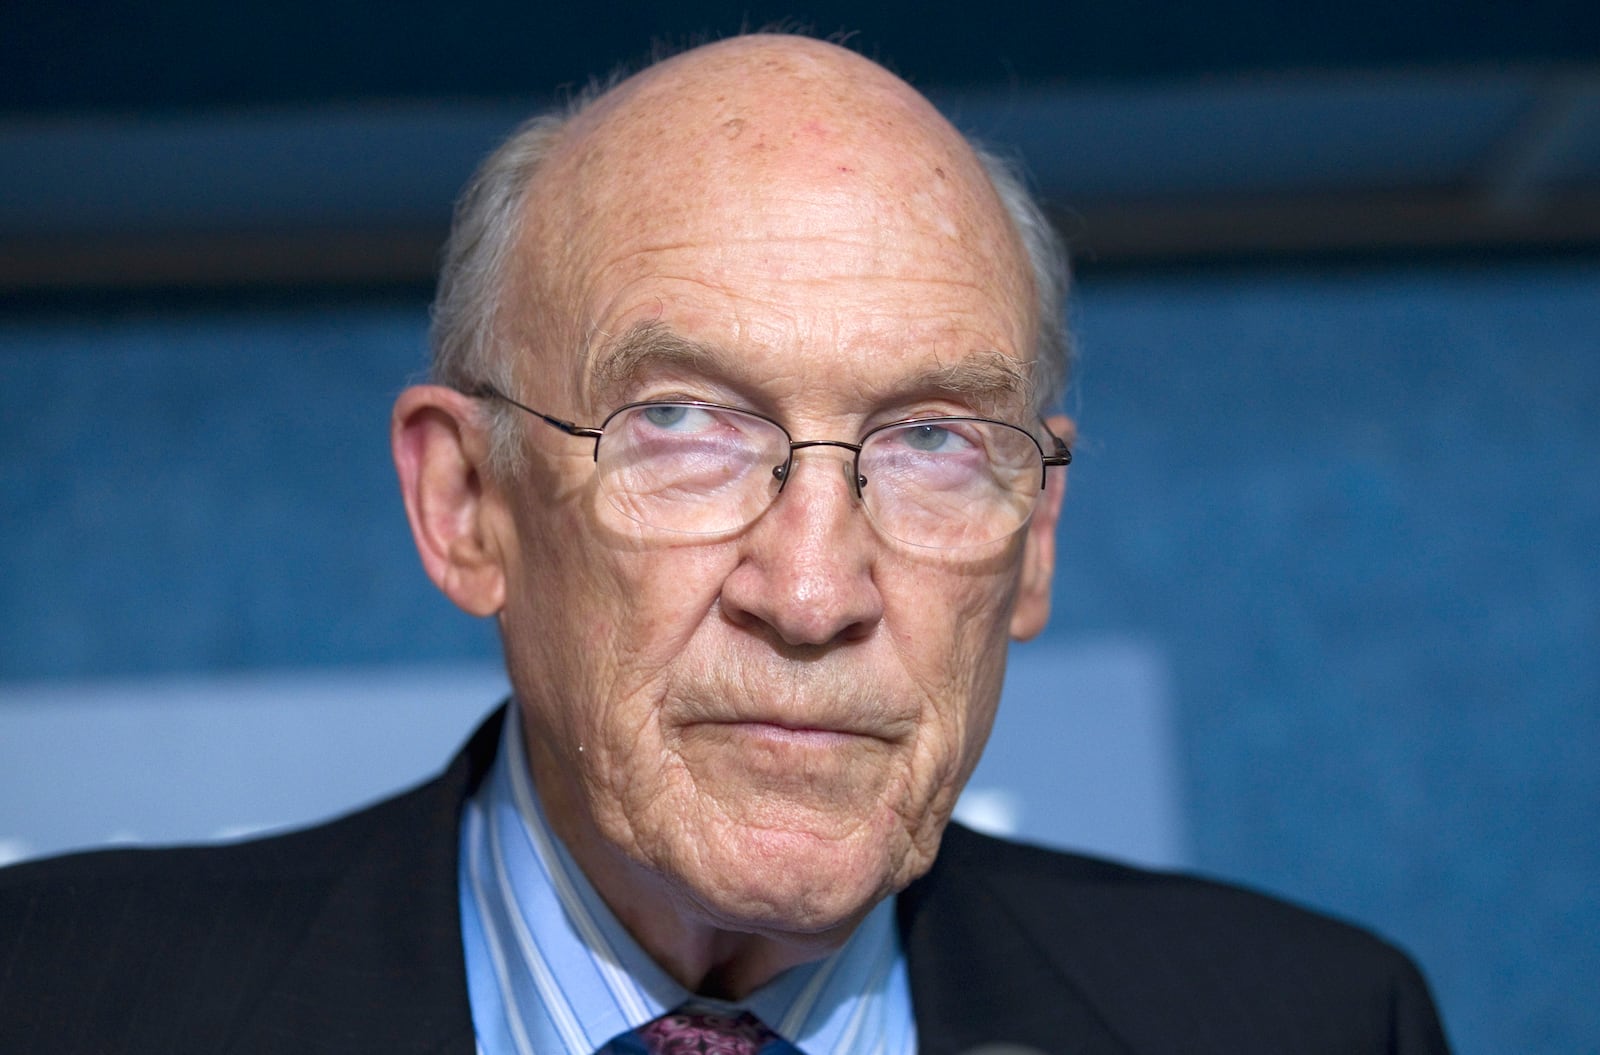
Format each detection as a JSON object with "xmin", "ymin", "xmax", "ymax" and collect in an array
[{"xmin": 472, "ymin": 385, "xmax": 1070, "ymax": 549}]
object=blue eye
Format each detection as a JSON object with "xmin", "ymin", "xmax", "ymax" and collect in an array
[
  {"xmin": 901, "ymin": 424, "xmax": 971, "ymax": 453},
  {"xmin": 642, "ymin": 404, "xmax": 691, "ymax": 428}
]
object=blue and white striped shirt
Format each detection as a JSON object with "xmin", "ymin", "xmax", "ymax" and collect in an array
[{"xmin": 458, "ymin": 706, "xmax": 917, "ymax": 1055}]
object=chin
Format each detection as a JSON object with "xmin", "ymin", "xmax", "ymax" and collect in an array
[{"xmin": 679, "ymin": 814, "xmax": 933, "ymax": 937}]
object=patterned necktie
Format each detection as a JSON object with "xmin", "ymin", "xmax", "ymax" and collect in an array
[{"xmin": 633, "ymin": 1005, "xmax": 778, "ymax": 1055}]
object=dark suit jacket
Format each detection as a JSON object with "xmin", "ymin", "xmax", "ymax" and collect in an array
[{"xmin": 0, "ymin": 711, "xmax": 1449, "ymax": 1054}]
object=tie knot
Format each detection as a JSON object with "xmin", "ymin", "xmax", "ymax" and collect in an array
[{"xmin": 636, "ymin": 1006, "xmax": 777, "ymax": 1055}]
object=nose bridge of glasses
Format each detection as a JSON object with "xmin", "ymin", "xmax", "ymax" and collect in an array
[{"xmin": 774, "ymin": 439, "xmax": 866, "ymax": 494}]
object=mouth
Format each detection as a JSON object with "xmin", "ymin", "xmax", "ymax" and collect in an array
[
  {"xmin": 712, "ymin": 720, "xmax": 876, "ymax": 746},
  {"xmin": 666, "ymin": 679, "xmax": 920, "ymax": 747},
  {"xmin": 673, "ymin": 716, "xmax": 902, "ymax": 801}
]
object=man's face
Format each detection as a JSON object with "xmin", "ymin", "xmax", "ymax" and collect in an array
[{"xmin": 487, "ymin": 43, "xmax": 1061, "ymax": 948}]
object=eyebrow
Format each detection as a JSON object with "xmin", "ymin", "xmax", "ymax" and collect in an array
[
  {"xmin": 585, "ymin": 320, "xmax": 1034, "ymax": 416},
  {"xmin": 586, "ymin": 321, "xmax": 738, "ymax": 404},
  {"xmin": 915, "ymin": 348, "xmax": 1034, "ymax": 414}
]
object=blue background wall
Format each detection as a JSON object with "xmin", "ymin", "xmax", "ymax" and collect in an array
[{"xmin": 2, "ymin": 258, "xmax": 1596, "ymax": 1052}]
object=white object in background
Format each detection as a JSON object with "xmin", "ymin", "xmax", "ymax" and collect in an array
[
  {"xmin": 0, "ymin": 664, "xmax": 507, "ymax": 865},
  {"xmin": 958, "ymin": 636, "xmax": 1186, "ymax": 868}
]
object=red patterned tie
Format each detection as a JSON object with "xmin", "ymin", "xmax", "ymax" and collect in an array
[{"xmin": 635, "ymin": 1006, "xmax": 778, "ymax": 1055}]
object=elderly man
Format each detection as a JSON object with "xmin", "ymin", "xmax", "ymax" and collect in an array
[{"xmin": 0, "ymin": 34, "xmax": 1447, "ymax": 1055}]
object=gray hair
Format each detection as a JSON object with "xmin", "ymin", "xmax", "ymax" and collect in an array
[
  {"xmin": 973, "ymin": 144, "xmax": 1073, "ymax": 414},
  {"xmin": 428, "ymin": 110, "xmax": 572, "ymax": 479},
  {"xmin": 429, "ymin": 93, "xmax": 1072, "ymax": 479}
]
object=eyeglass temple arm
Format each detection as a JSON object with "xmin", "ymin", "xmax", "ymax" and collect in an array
[
  {"xmin": 469, "ymin": 385, "xmax": 604, "ymax": 440},
  {"xmin": 1041, "ymin": 423, "xmax": 1073, "ymax": 468}
]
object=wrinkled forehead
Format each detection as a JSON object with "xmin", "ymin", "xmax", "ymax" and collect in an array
[{"xmin": 513, "ymin": 38, "xmax": 1036, "ymax": 400}]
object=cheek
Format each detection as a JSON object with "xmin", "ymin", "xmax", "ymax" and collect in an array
[
  {"xmin": 604, "ymin": 545, "xmax": 736, "ymax": 666},
  {"xmin": 887, "ymin": 551, "xmax": 1018, "ymax": 686},
  {"xmin": 885, "ymin": 557, "xmax": 1020, "ymax": 781},
  {"xmin": 510, "ymin": 535, "xmax": 735, "ymax": 736},
  {"xmin": 504, "ymin": 540, "xmax": 739, "ymax": 854}
]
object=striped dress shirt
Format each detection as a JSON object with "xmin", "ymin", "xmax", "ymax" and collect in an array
[{"xmin": 458, "ymin": 706, "xmax": 917, "ymax": 1055}]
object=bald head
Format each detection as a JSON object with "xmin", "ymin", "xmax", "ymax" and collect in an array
[
  {"xmin": 430, "ymin": 34, "xmax": 1069, "ymax": 471},
  {"xmin": 550, "ymin": 35, "xmax": 1012, "ymax": 229}
]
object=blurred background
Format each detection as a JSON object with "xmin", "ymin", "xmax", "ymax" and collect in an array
[{"xmin": 1, "ymin": 2, "xmax": 1596, "ymax": 1052}]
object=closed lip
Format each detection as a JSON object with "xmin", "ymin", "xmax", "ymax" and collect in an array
[
  {"xmin": 670, "ymin": 686, "xmax": 917, "ymax": 742},
  {"xmin": 718, "ymin": 720, "xmax": 870, "ymax": 743},
  {"xmin": 686, "ymin": 714, "xmax": 912, "ymax": 744}
]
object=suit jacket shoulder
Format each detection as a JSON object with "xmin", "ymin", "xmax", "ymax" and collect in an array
[
  {"xmin": 0, "ymin": 716, "xmax": 496, "ymax": 1055},
  {"xmin": 899, "ymin": 824, "xmax": 1450, "ymax": 1054}
]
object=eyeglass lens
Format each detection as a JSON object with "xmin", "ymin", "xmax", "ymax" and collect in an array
[{"xmin": 593, "ymin": 403, "xmax": 1044, "ymax": 548}]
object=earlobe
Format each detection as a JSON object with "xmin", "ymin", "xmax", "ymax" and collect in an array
[
  {"xmin": 391, "ymin": 385, "xmax": 508, "ymax": 617},
  {"xmin": 1009, "ymin": 413, "xmax": 1072, "ymax": 641}
]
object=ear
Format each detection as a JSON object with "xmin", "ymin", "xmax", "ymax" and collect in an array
[
  {"xmin": 1010, "ymin": 413, "xmax": 1073, "ymax": 641},
  {"xmin": 391, "ymin": 384, "xmax": 508, "ymax": 617}
]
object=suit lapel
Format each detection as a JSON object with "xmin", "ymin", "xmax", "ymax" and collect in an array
[
  {"xmin": 226, "ymin": 714, "xmax": 503, "ymax": 1055},
  {"xmin": 899, "ymin": 825, "xmax": 1138, "ymax": 1055}
]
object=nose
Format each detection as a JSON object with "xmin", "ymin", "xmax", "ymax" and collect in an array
[{"xmin": 718, "ymin": 445, "xmax": 884, "ymax": 649}]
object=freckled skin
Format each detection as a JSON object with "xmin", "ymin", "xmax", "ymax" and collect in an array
[{"xmin": 474, "ymin": 36, "xmax": 1063, "ymax": 997}]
